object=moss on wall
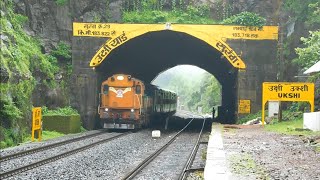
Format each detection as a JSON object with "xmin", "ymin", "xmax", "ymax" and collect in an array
[{"xmin": 43, "ymin": 115, "xmax": 81, "ymax": 134}]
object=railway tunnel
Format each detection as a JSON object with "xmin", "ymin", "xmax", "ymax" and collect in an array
[
  {"xmin": 72, "ymin": 23, "xmax": 278, "ymax": 129},
  {"xmin": 95, "ymin": 30, "xmax": 239, "ymax": 124}
]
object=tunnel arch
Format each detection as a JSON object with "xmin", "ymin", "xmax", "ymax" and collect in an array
[
  {"xmin": 95, "ymin": 30, "xmax": 241, "ymax": 123},
  {"xmin": 90, "ymin": 24, "xmax": 246, "ymax": 69}
]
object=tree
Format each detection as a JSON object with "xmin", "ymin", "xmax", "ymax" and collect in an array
[{"xmin": 294, "ymin": 30, "xmax": 320, "ymax": 70}]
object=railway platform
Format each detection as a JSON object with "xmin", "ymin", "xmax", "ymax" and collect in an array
[{"xmin": 204, "ymin": 123, "xmax": 232, "ymax": 180}]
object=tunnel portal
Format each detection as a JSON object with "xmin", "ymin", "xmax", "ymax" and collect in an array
[
  {"xmin": 72, "ymin": 23, "xmax": 278, "ymax": 129},
  {"xmin": 96, "ymin": 30, "xmax": 238, "ymax": 123}
]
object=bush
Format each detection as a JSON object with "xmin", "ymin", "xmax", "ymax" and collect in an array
[
  {"xmin": 50, "ymin": 42, "xmax": 71, "ymax": 61},
  {"xmin": 122, "ymin": 3, "xmax": 215, "ymax": 24},
  {"xmin": 0, "ymin": 141, "xmax": 7, "ymax": 149},
  {"xmin": 42, "ymin": 106, "xmax": 79, "ymax": 116},
  {"xmin": 55, "ymin": 0, "xmax": 69, "ymax": 6},
  {"xmin": 237, "ymin": 111, "xmax": 262, "ymax": 124},
  {"xmin": 222, "ymin": 11, "xmax": 266, "ymax": 27}
]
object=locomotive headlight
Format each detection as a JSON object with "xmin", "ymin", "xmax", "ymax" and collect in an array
[
  {"xmin": 105, "ymin": 108, "xmax": 108, "ymax": 111},
  {"xmin": 117, "ymin": 75, "xmax": 124, "ymax": 80},
  {"xmin": 131, "ymin": 109, "xmax": 134, "ymax": 112}
]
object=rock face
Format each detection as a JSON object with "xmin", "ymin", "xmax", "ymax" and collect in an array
[{"xmin": 14, "ymin": 0, "xmax": 123, "ymax": 52}]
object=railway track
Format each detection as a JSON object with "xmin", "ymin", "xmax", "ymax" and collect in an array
[
  {"xmin": 121, "ymin": 116, "xmax": 206, "ymax": 180},
  {"xmin": 0, "ymin": 132, "xmax": 130, "ymax": 179},
  {"xmin": 0, "ymin": 130, "xmax": 107, "ymax": 163},
  {"xmin": 179, "ymin": 115, "xmax": 206, "ymax": 180}
]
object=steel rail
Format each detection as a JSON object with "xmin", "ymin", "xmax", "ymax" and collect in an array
[
  {"xmin": 121, "ymin": 118, "xmax": 195, "ymax": 180},
  {"xmin": 0, "ymin": 132, "xmax": 130, "ymax": 179},
  {"xmin": 0, "ymin": 130, "xmax": 108, "ymax": 162},
  {"xmin": 178, "ymin": 116, "xmax": 206, "ymax": 180}
]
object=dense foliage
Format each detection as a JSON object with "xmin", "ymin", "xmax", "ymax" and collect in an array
[
  {"xmin": 294, "ymin": 31, "xmax": 320, "ymax": 70},
  {"xmin": 284, "ymin": 0, "xmax": 320, "ymax": 28},
  {"xmin": 221, "ymin": 11, "xmax": 266, "ymax": 27},
  {"xmin": 294, "ymin": 30, "xmax": 320, "ymax": 110},
  {"xmin": 55, "ymin": 0, "xmax": 69, "ymax": 6},
  {"xmin": 0, "ymin": 0, "xmax": 72, "ymax": 149},
  {"xmin": 42, "ymin": 106, "xmax": 79, "ymax": 116},
  {"xmin": 122, "ymin": 0, "xmax": 215, "ymax": 24}
]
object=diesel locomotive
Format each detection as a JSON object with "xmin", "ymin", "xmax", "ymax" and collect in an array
[{"xmin": 98, "ymin": 74, "xmax": 177, "ymax": 129}]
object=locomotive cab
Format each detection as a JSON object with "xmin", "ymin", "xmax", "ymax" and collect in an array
[{"xmin": 99, "ymin": 74, "xmax": 145, "ymax": 129}]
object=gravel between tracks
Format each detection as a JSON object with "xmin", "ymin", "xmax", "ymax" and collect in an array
[
  {"xmin": 4, "ymin": 130, "xmax": 176, "ymax": 180},
  {"xmin": 0, "ymin": 132, "xmax": 120, "ymax": 173},
  {"xmin": 223, "ymin": 126, "xmax": 320, "ymax": 180},
  {"xmin": 0, "ymin": 130, "xmax": 102, "ymax": 157},
  {"xmin": 133, "ymin": 131, "xmax": 199, "ymax": 180}
]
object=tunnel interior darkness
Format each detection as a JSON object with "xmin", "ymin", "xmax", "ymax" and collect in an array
[{"xmin": 96, "ymin": 31, "xmax": 239, "ymax": 123}]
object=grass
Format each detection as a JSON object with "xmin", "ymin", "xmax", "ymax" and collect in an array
[
  {"xmin": 265, "ymin": 118, "xmax": 320, "ymax": 136},
  {"xmin": 22, "ymin": 130, "xmax": 65, "ymax": 143},
  {"xmin": 265, "ymin": 116, "xmax": 320, "ymax": 152},
  {"xmin": 237, "ymin": 111, "xmax": 261, "ymax": 124}
]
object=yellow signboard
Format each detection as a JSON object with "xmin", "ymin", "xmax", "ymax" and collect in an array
[
  {"xmin": 73, "ymin": 23, "xmax": 278, "ymax": 40},
  {"xmin": 32, "ymin": 107, "xmax": 42, "ymax": 141},
  {"xmin": 73, "ymin": 23, "xmax": 278, "ymax": 68},
  {"xmin": 238, "ymin": 100, "xmax": 251, "ymax": 114},
  {"xmin": 262, "ymin": 82, "xmax": 315, "ymax": 125}
]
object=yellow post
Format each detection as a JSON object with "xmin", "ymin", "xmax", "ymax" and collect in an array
[
  {"xmin": 32, "ymin": 107, "xmax": 42, "ymax": 142},
  {"xmin": 310, "ymin": 101, "xmax": 314, "ymax": 112},
  {"xmin": 31, "ymin": 127, "xmax": 35, "ymax": 142},
  {"xmin": 262, "ymin": 103, "xmax": 265, "ymax": 126}
]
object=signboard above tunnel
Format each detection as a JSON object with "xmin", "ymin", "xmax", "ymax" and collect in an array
[{"xmin": 73, "ymin": 23, "xmax": 278, "ymax": 69}]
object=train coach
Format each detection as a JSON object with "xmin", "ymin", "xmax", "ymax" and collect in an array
[{"xmin": 98, "ymin": 74, "xmax": 177, "ymax": 129}]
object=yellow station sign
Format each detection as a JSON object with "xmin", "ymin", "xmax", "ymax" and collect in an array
[
  {"xmin": 261, "ymin": 82, "xmax": 315, "ymax": 125},
  {"xmin": 73, "ymin": 23, "xmax": 278, "ymax": 68},
  {"xmin": 32, "ymin": 107, "xmax": 42, "ymax": 141},
  {"xmin": 238, "ymin": 99, "xmax": 251, "ymax": 114}
]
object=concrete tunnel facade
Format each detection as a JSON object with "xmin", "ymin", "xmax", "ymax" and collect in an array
[
  {"xmin": 71, "ymin": 24, "xmax": 278, "ymax": 129},
  {"xmin": 96, "ymin": 30, "xmax": 239, "ymax": 124}
]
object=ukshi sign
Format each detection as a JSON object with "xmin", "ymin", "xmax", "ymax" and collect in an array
[{"xmin": 261, "ymin": 82, "xmax": 315, "ymax": 125}]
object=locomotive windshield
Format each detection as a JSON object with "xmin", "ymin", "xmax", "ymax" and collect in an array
[
  {"xmin": 136, "ymin": 85, "xmax": 141, "ymax": 94},
  {"xmin": 103, "ymin": 85, "xmax": 109, "ymax": 94}
]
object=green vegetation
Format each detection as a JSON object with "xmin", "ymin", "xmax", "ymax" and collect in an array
[
  {"xmin": 42, "ymin": 106, "xmax": 79, "ymax": 116},
  {"xmin": 221, "ymin": 11, "xmax": 266, "ymax": 27},
  {"xmin": 187, "ymin": 73, "xmax": 221, "ymax": 113},
  {"xmin": 55, "ymin": 0, "xmax": 69, "ymax": 6},
  {"xmin": 1, "ymin": 0, "xmax": 57, "ymax": 148},
  {"xmin": 123, "ymin": 1, "xmax": 215, "ymax": 24},
  {"xmin": 22, "ymin": 131, "xmax": 65, "ymax": 143},
  {"xmin": 293, "ymin": 30, "xmax": 320, "ymax": 110},
  {"xmin": 284, "ymin": 0, "xmax": 320, "ymax": 28},
  {"xmin": 294, "ymin": 31, "xmax": 320, "ymax": 71},
  {"xmin": 0, "ymin": 0, "xmax": 72, "ymax": 149},
  {"xmin": 123, "ymin": 1, "xmax": 266, "ymax": 26},
  {"xmin": 40, "ymin": 131, "xmax": 65, "ymax": 140},
  {"xmin": 239, "ymin": 109, "xmax": 320, "ymax": 136},
  {"xmin": 265, "ymin": 117, "xmax": 320, "ymax": 136},
  {"xmin": 237, "ymin": 111, "xmax": 262, "ymax": 124}
]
